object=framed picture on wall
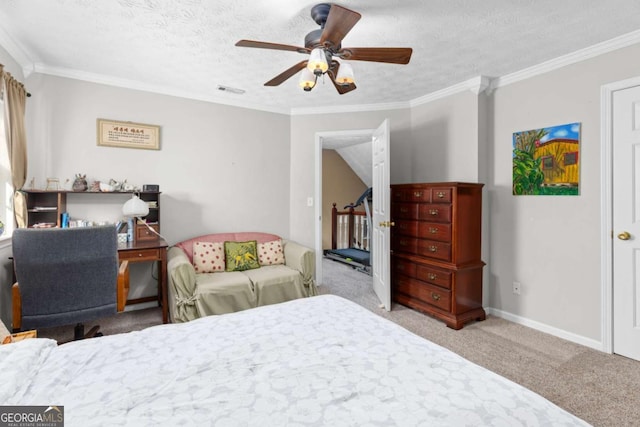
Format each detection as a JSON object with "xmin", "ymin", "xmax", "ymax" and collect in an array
[
  {"xmin": 512, "ymin": 122, "xmax": 580, "ymax": 196},
  {"xmin": 97, "ymin": 118, "xmax": 160, "ymax": 150}
]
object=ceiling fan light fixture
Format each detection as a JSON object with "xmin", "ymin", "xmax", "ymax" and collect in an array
[
  {"xmin": 307, "ymin": 47, "xmax": 329, "ymax": 76},
  {"xmin": 335, "ymin": 62, "xmax": 355, "ymax": 86},
  {"xmin": 299, "ymin": 67, "xmax": 317, "ymax": 91}
]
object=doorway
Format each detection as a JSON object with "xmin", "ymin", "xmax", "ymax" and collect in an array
[
  {"xmin": 314, "ymin": 120, "xmax": 391, "ymax": 310},
  {"xmin": 602, "ymin": 75, "xmax": 640, "ymax": 361},
  {"xmin": 314, "ymin": 129, "xmax": 374, "ymax": 285}
]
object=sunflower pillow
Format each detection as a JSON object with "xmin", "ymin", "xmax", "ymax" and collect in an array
[{"xmin": 224, "ymin": 240, "xmax": 260, "ymax": 272}]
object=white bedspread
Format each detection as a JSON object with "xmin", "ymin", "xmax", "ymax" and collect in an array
[{"xmin": 1, "ymin": 295, "xmax": 589, "ymax": 426}]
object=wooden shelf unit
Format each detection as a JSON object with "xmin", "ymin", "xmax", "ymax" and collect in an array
[{"xmin": 22, "ymin": 190, "xmax": 161, "ymax": 238}]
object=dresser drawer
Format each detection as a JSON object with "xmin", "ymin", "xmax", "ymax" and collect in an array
[
  {"xmin": 393, "ymin": 203, "xmax": 420, "ymax": 220},
  {"xmin": 417, "ymin": 239, "xmax": 451, "ymax": 262},
  {"xmin": 417, "ymin": 222, "xmax": 451, "ymax": 242},
  {"xmin": 395, "ymin": 220, "xmax": 419, "ymax": 237},
  {"xmin": 418, "ymin": 204, "xmax": 452, "ymax": 222},
  {"xmin": 393, "ymin": 236, "xmax": 418, "ymax": 255},
  {"xmin": 396, "ymin": 276, "xmax": 451, "ymax": 312},
  {"xmin": 430, "ymin": 187, "xmax": 453, "ymax": 203},
  {"xmin": 416, "ymin": 264, "xmax": 452, "ymax": 289},
  {"xmin": 393, "ymin": 258, "xmax": 417, "ymax": 278},
  {"xmin": 393, "ymin": 188, "xmax": 430, "ymax": 202}
]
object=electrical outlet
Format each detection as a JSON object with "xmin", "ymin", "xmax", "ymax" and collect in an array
[{"xmin": 513, "ymin": 281, "xmax": 521, "ymax": 295}]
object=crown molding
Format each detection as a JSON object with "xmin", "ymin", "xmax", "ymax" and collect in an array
[
  {"xmin": 489, "ymin": 29, "xmax": 640, "ymax": 92},
  {"xmin": 290, "ymin": 99, "xmax": 411, "ymax": 116},
  {"xmin": 33, "ymin": 63, "xmax": 291, "ymax": 115},
  {"xmin": 467, "ymin": 75, "xmax": 492, "ymax": 95},
  {"xmin": 409, "ymin": 76, "xmax": 487, "ymax": 107}
]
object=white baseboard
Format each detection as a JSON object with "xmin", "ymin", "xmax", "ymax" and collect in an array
[
  {"xmin": 123, "ymin": 301, "xmax": 158, "ymax": 312},
  {"xmin": 486, "ymin": 307, "xmax": 605, "ymax": 352}
]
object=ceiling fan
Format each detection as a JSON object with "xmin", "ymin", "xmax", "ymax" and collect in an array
[{"xmin": 236, "ymin": 3, "xmax": 413, "ymax": 94}]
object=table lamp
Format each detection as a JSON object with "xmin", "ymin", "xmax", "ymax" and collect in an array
[
  {"xmin": 122, "ymin": 194, "xmax": 164, "ymax": 240},
  {"xmin": 122, "ymin": 194, "xmax": 149, "ymax": 218}
]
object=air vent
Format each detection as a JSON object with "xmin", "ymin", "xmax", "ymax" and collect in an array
[{"xmin": 217, "ymin": 85, "xmax": 245, "ymax": 95}]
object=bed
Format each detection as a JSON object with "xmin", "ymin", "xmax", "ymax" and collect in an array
[{"xmin": 1, "ymin": 295, "xmax": 589, "ymax": 426}]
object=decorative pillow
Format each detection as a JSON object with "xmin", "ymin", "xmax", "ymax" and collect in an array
[
  {"xmin": 192, "ymin": 241, "xmax": 225, "ymax": 273},
  {"xmin": 258, "ymin": 239, "xmax": 285, "ymax": 266},
  {"xmin": 224, "ymin": 240, "xmax": 260, "ymax": 272}
]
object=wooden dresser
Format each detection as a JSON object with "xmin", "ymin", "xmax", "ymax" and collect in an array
[{"xmin": 391, "ymin": 182, "xmax": 485, "ymax": 329}]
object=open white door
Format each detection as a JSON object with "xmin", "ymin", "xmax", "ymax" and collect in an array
[
  {"xmin": 371, "ymin": 119, "xmax": 391, "ymax": 310},
  {"xmin": 612, "ymin": 84, "xmax": 640, "ymax": 361}
]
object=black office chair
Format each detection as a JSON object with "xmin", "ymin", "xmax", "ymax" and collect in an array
[{"xmin": 12, "ymin": 226, "xmax": 129, "ymax": 340}]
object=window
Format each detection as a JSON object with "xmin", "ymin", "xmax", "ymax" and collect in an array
[
  {"xmin": 0, "ymin": 97, "xmax": 14, "ymax": 237},
  {"xmin": 564, "ymin": 152, "xmax": 578, "ymax": 166},
  {"xmin": 541, "ymin": 156, "xmax": 554, "ymax": 170}
]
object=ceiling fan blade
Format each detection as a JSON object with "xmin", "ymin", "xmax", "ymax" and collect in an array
[
  {"xmin": 264, "ymin": 61, "xmax": 308, "ymax": 86},
  {"xmin": 320, "ymin": 5, "xmax": 361, "ymax": 49},
  {"xmin": 339, "ymin": 47, "xmax": 413, "ymax": 64},
  {"xmin": 236, "ymin": 39, "xmax": 310, "ymax": 54},
  {"xmin": 327, "ymin": 62, "xmax": 357, "ymax": 95}
]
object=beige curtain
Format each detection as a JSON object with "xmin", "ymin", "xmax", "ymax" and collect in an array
[{"xmin": 0, "ymin": 64, "xmax": 28, "ymax": 228}]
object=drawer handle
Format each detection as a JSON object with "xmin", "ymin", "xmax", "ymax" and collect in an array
[
  {"xmin": 414, "ymin": 191, "xmax": 423, "ymax": 198},
  {"xmin": 436, "ymin": 191, "xmax": 445, "ymax": 199},
  {"xmin": 428, "ymin": 245, "xmax": 438, "ymax": 252},
  {"xmin": 429, "ymin": 227, "xmax": 438, "ymax": 234},
  {"xmin": 431, "ymin": 292, "xmax": 441, "ymax": 301},
  {"xmin": 400, "ymin": 240, "xmax": 408, "ymax": 246},
  {"xmin": 429, "ymin": 209, "xmax": 438, "ymax": 216},
  {"xmin": 428, "ymin": 273, "xmax": 437, "ymax": 280},
  {"xmin": 400, "ymin": 223, "xmax": 408, "ymax": 229},
  {"xmin": 138, "ymin": 253, "xmax": 143, "ymax": 257},
  {"xmin": 400, "ymin": 207, "xmax": 409, "ymax": 213}
]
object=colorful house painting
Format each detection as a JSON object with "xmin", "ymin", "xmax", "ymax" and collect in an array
[{"xmin": 512, "ymin": 122, "xmax": 580, "ymax": 195}]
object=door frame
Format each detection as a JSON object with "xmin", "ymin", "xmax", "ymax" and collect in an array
[
  {"xmin": 314, "ymin": 128, "xmax": 375, "ymax": 285},
  {"xmin": 600, "ymin": 75, "xmax": 640, "ymax": 354}
]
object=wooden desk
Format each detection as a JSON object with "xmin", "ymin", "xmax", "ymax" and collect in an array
[{"xmin": 117, "ymin": 238, "xmax": 169, "ymax": 323}]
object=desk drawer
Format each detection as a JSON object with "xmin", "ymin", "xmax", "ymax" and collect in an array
[
  {"xmin": 119, "ymin": 248, "xmax": 159, "ymax": 262},
  {"xmin": 136, "ymin": 224, "xmax": 159, "ymax": 242}
]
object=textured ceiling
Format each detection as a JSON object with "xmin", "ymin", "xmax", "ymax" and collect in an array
[{"xmin": 1, "ymin": 0, "xmax": 640, "ymax": 114}]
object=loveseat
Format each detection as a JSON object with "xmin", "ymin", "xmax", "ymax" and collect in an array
[{"xmin": 168, "ymin": 232, "xmax": 317, "ymax": 322}]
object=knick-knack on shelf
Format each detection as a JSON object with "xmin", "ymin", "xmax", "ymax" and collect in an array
[{"xmin": 72, "ymin": 174, "xmax": 88, "ymax": 192}]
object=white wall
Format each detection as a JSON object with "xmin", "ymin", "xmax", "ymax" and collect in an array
[
  {"xmin": 24, "ymin": 74, "xmax": 292, "ymax": 244},
  {"xmin": 489, "ymin": 42, "xmax": 640, "ymax": 343},
  {"xmin": 410, "ymin": 91, "xmax": 481, "ymax": 182}
]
